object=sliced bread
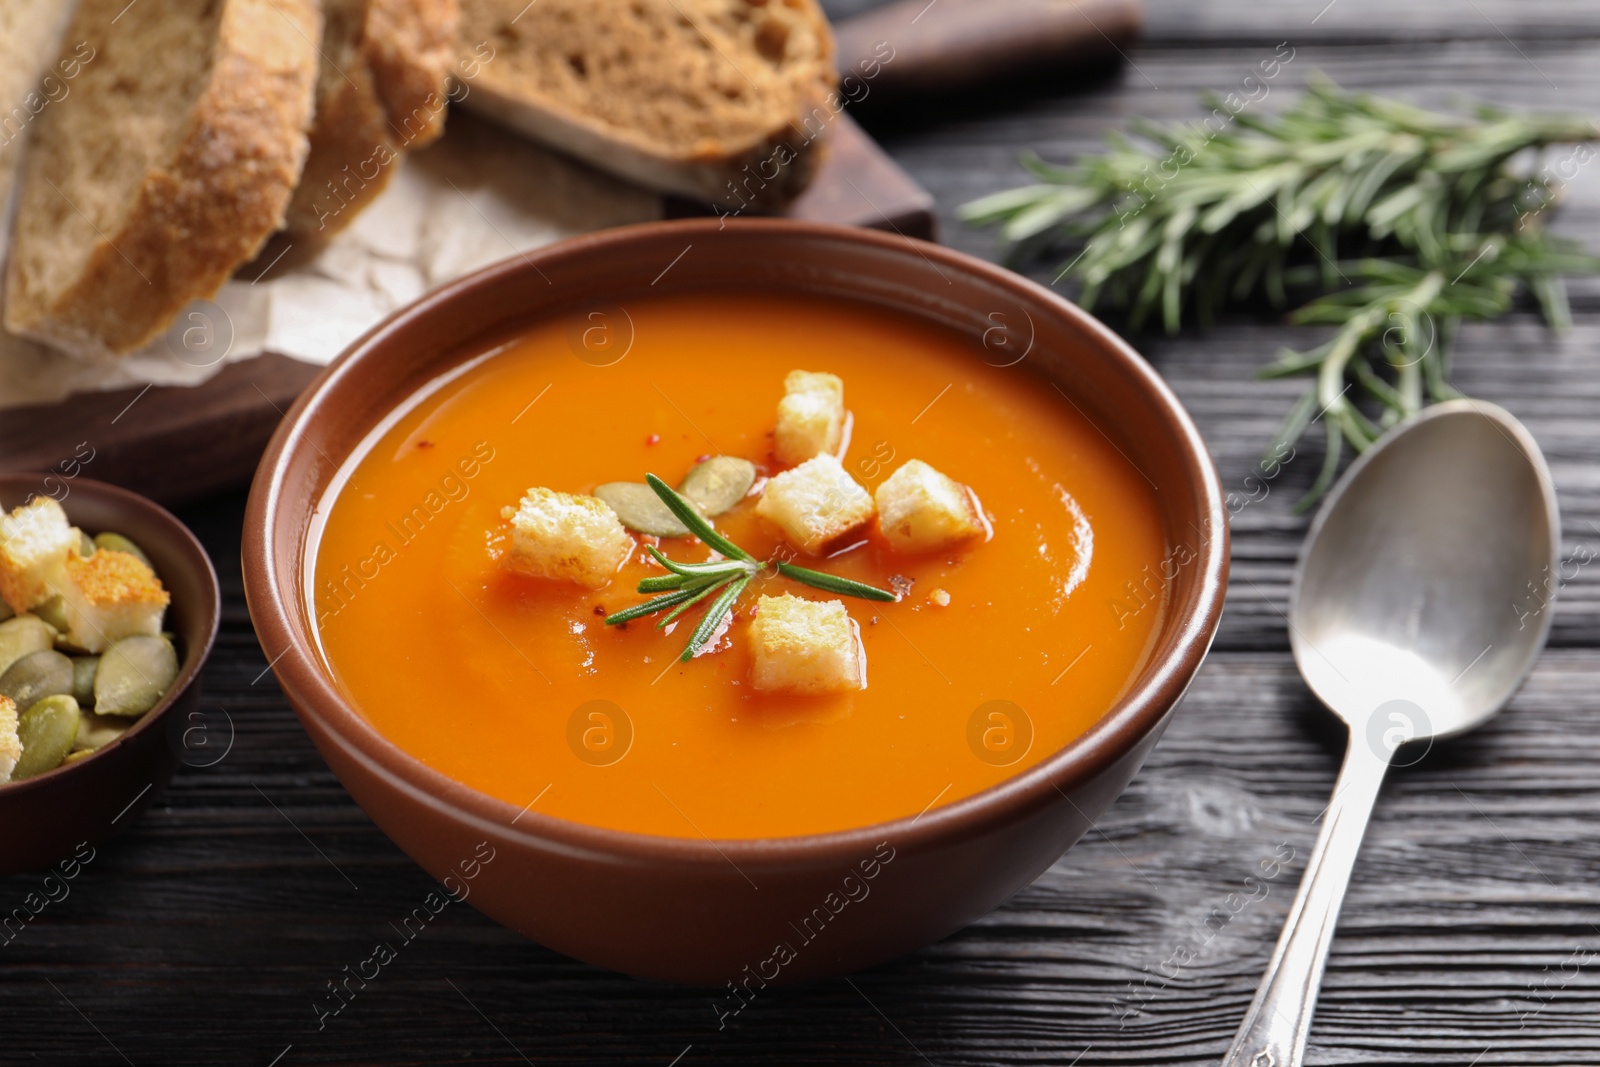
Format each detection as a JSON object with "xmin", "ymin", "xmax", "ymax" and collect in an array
[
  {"xmin": 3, "ymin": 0, "xmax": 321, "ymax": 358},
  {"xmin": 0, "ymin": 0, "xmax": 76, "ymax": 236},
  {"xmin": 284, "ymin": 0, "xmax": 459, "ymax": 237},
  {"xmin": 456, "ymin": 0, "xmax": 836, "ymax": 209}
]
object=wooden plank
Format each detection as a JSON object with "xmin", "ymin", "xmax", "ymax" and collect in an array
[
  {"xmin": 5, "ymin": 633, "xmax": 1598, "ymax": 1063},
  {"xmin": 1139, "ymin": 0, "xmax": 1600, "ymax": 44},
  {"xmin": 825, "ymin": 0, "xmax": 1600, "ymax": 44}
]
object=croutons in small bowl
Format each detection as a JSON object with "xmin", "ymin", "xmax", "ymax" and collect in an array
[
  {"xmin": 0, "ymin": 475, "xmax": 218, "ymax": 875},
  {"xmin": 245, "ymin": 218, "xmax": 1226, "ymax": 983}
]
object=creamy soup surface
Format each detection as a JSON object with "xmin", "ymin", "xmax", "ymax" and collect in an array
[{"xmin": 312, "ymin": 290, "xmax": 1169, "ymax": 839}]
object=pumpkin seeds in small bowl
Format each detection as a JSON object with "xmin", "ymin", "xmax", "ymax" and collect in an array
[
  {"xmin": 0, "ymin": 511, "xmax": 186, "ymax": 785},
  {"xmin": 94, "ymin": 635, "xmax": 179, "ymax": 718},
  {"xmin": 0, "ymin": 479, "xmax": 217, "ymax": 877},
  {"xmin": 0, "ymin": 616, "xmax": 54, "ymax": 676},
  {"xmin": 72, "ymin": 710, "xmax": 130, "ymax": 752},
  {"xmin": 12, "ymin": 695, "xmax": 80, "ymax": 781},
  {"xmin": 0, "ymin": 650, "xmax": 74, "ymax": 712},
  {"xmin": 70, "ymin": 656, "xmax": 98, "ymax": 707}
]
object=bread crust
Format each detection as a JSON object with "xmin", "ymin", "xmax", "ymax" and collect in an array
[
  {"xmin": 3, "ymin": 0, "xmax": 322, "ymax": 358},
  {"xmin": 367, "ymin": 0, "xmax": 460, "ymax": 131},
  {"xmin": 457, "ymin": 0, "xmax": 836, "ymax": 209},
  {"xmin": 284, "ymin": 0, "xmax": 459, "ymax": 238}
]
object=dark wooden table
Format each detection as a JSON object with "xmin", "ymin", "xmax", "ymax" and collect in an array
[{"xmin": 9, "ymin": 2, "xmax": 1600, "ymax": 1063}]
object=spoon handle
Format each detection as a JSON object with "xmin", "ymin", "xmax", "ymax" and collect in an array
[{"xmin": 1220, "ymin": 736, "xmax": 1392, "ymax": 1067}]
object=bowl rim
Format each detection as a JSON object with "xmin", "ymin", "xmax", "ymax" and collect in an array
[
  {"xmin": 0, "ymin": 473, "xmax": 221, "ymax": 792},
  {"xmin": 244, "ymin": 217, "xmax": 1228, "ymax": 865}
]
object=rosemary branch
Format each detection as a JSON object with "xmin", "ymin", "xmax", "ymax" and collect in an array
[
  {"xmin": 603, "ymin": 474, "xmax": 894, "ymax": 661},
  {"xmin": 960, "ymin": 76, "xmax": 1600, "ymax": 506}
]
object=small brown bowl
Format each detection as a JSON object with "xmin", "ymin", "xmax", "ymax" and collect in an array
[
  {"xmin": 0, "ymin": 475, "xmax": 219, "ymax": 875},
  {"xmin": 245, "ymin": 219, "xmax": 1228, "ymax": 983}
]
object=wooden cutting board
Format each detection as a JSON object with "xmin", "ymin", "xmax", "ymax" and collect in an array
[{"xmin": 0, "ymin": 0, "xmax": 1141, "ymax": 505}]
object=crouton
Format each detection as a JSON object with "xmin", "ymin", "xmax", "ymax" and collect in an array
[
  {"xmin": 58, "ymin": 549, "xmax": 170, "ymax": 653},
  {"xmin": 748, "ymin": 594, "xmax": 865, "ymax": 694},
  {"xmin": 755, "ymin": 454, "xmax": 875, "ymax": 556},
  {"xmin": 0, "ymin": 695, "xmax": 17, "ymax": 784},
  {"xmin": 0, "ymin": 496, "xmax": 76, "ymax": 614},
  {"xmin": 874, "ymin": 459, "xmax": 985, "ymax": 553},
  {"xmin": 774, "ymin": 369, "xmax": 845, "ymax": 466},
  {"xmin": 501, "ymin": 488, "xmax": 635, "ymax": 589}
]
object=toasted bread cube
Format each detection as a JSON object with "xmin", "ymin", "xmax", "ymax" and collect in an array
[
  {"xmin": 875, "ymin": 459, "xmax": 985, "ymax": 553},
  {"xmin": 500, "ymin": 488, "xmax": 634, "ymax": 590},
  {"xmin": 58, "ymin": 549, "xmax": 170, "ymax": 653},
  {"xmin": 755, "ymin": 454, "xmax": 874, "ymax": 556},
  {"xmin": 748, "ymin": 594, "xmax": 865, "ymax": 695},
  {"xmin": 775, "ymin": 370, "xmax": 845, "ymax": 466},
  {"xmin": 0, "ymin": 695, "xmax": 17, "ymax": 784},
  {"xmin": 0, "ymin": 496, "xmax": 76, "ymax": 614}
]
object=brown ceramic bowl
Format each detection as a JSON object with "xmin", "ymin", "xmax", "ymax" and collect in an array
[
  {"xmin": 244, "ymin": 219, "xmax": 1227, "ymax": 984},
  {"xmin": 0, "ymin": 475, "xmax": 219, "ymax": 875}
]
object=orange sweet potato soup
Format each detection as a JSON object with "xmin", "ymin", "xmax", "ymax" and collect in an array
[{"xmin": 311, "ymin": 290, "xmax": 1168, "ymax": 839}]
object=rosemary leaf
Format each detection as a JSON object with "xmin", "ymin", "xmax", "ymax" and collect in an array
[
  {"xmin": 1302, "ymin": 417, "xmax": 1345, "ymax": 512},
  {"xmin": 1266, "ymin": 388, "xmax": 1318, "ymax": 462},
  {"xmin": 776, "ymin": 561, "xmax": 897, "ymax": 602},
  {"xmin": 604, "ymin": 587, "xmax": 706, "ymax": 626},
  {"xmin": 680, "ymin": 576, "xmax": 750, "ymax": 662},
  {"xmin": 643, "ymin": 546, "xmax": 749, "ymax": 581}
]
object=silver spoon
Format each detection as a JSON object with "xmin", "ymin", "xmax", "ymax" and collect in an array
[{"xmin": 1221, "ymin": 399, "xmax": 1560, "ymax": 1067}]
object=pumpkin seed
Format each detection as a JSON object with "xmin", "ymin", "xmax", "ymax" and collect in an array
[
  {"xmin": 33, "ymin": 595, "xmax": 69, "ymax": 634},
  {"xmin": 13, "ymin": 694, "xmax": 79, "ymax": 780},
  {"xmin": 0, "ymin": 616, "xmax": 54, "ymax": 675},
  {"xmin": 78, "ymin": 530, "xmax": 95, "ymax": 558},
  {"xmin": 73, "ymin": 710, "xmax": 128, "ymax": 751},
  {"xmin": 70, "ymin": 655, "xmax": 98, "ymax": 707},
  {"xmin": 594, "ymin": 481, "xmax": 704, "ymax": 538},
  {"xmin": 94, "ymin": 635, "xmax": 179, "ymax": 717},
  {"xmin": 63, "ymin": 749, "xmax": 94, "ymax": 765},
  {"xmin": 0, "ymin": 650, "xmax": 73, "ymax": 711},
  {"xmin": 94, "ymin": 532, "xmax": 151, "ymax": 568},
  {"xmin": 679, "ymin": 456, "xmax": 757, "ymax": 517}
]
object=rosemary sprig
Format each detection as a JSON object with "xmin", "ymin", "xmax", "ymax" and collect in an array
[
  {"xmin": 603, "ymin": 474, "xmax": 894, "ymax": 661},
  {"xmin": 960, "ymin": 76, "xmax": 1600, "ymax": 506}
]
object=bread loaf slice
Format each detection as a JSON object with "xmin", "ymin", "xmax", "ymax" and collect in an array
[
  {"xmin": 456, "ymin": 0, "xmax": 836, "ymax": 209},
  {"xmin": 3, "ymin": 0, "xmax": 321, "ymax": 358},
  {"xmin": 284, "ymin": 0, "xmax": 459, "ymax": 237},
  {"xmin": 0, "ymin": 0, "xmax": 75, "ymax": 235}
]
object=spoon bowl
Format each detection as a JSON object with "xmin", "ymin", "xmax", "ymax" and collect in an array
[{"xmin": 1290, "ymin": 399, "xmax": 1560, "ymax": 749}]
